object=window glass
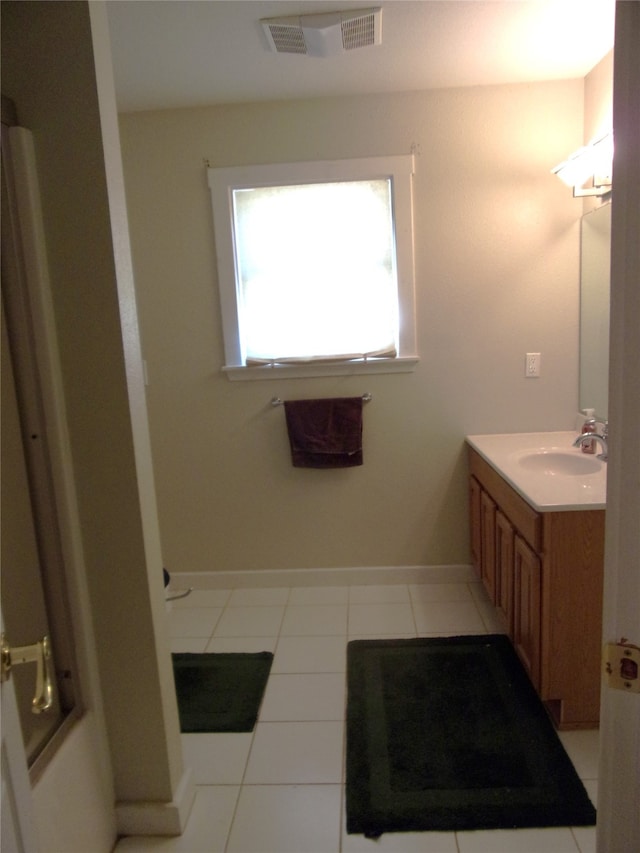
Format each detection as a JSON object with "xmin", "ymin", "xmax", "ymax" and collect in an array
[{"xmin": 232, "ymin": 179, "xmax": 397, "ymax": 363}]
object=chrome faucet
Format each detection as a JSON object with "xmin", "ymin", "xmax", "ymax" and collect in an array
[{"xmin": 573, "ymin": 423, "xmax": 608, "ymax": 461}]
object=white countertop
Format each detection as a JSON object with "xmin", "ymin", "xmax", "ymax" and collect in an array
[{"xmin": 466, "ymin": 431, "xmax": 607, "ymax": 512}]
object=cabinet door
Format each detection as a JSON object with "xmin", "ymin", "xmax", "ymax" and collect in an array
[
  {"xmin": 513, "ymin": 534, "xmax": 541, "ymax": 689},
  {"xmin": 480, "ymin": 490, "xmax": 497, "ymax": 602},
  {"xmin": 495, "ymin": 509, "xmax": 514, "ymax": 636},
  {"xmin": 469, "ymin": 476, "xmax": 482, "ymax": 579}
]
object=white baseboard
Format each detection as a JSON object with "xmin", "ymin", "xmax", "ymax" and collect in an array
[
  {"xmin": 169, "ymin": 564, "xmax": 476, "ymax": 590},
  {"xmin": 116, "ymin": 768, "xmax": 196, "ymax": 837}
]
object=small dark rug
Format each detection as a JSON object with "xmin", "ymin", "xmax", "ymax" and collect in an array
[
  {"xmin": 172, "ymin": 652, "xmax": 273, "ymax": 733},
  {"xmin": 346, "ymin": 635, "xmax": 596, "ymax": 837}
]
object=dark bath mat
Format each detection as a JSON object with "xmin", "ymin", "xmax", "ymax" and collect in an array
[
  {"xmin": 172, "ymin": 651, "xmax": 273, "ymax": 733},
  {"xmin": 346, "ymin": 634, "xmax": 596, "ymax": 837}
]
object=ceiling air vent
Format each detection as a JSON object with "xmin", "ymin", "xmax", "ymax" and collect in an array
[{"xmin": 261, "ymin": 7, "xmax": 382, "ymax": 57}]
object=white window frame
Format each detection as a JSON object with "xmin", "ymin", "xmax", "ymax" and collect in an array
[{"xmin": 207, "ymin": 155, "xmax": 418, "ymax": 380}]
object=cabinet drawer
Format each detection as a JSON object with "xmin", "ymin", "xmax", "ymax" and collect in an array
[{"xmin": 468, "ymin": 448, "xmax": 541, "ymax": 550}]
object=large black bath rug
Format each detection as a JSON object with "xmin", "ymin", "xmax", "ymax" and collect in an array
[
  {"xmin": 346, "ymin": 634, "xmax": 596, "ymax": 837},
  {"xmin": 172, "ymin": 652, "xmax": 273, "ymax": 733}
]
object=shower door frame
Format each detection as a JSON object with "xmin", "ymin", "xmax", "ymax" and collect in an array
[{"xmin": 1, "ymin": 113, "xmax": 84, "ymax": 781}]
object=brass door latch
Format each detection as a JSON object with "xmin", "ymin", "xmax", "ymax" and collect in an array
[
  {"xmin": 1, "ymin": 633, "xmax": 54, "ymax": 713},
  {"xmin": 604, "ymin": 639, "xmax": 640, "ymax": 693}
]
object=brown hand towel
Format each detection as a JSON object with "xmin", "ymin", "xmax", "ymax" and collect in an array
[{"xmin": 283, "ymin": 397, "xmax": 364, "ymax": 468}]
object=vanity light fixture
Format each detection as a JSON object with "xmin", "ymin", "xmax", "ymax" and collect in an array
[{"xmin": 551, "ymin": 131, "xmax": 613, "ymax": 197}]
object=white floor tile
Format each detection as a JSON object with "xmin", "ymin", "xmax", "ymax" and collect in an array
[
  {"xmin": 467, "ymin": 582, "xmax": 507, "ymax": 632},
  {"xmin": 413, "ymin": 599, "xmax": 486, "ymax": 634},
  {"xmin": 571, "ymin": 824, "xmax": 597, "ymax": 853},
  {"xmin": 226, "ymin": 784, "xmax": 341, "ymax": 853},
  {"xmin": 280, "ymin": 604, "xmax": 348, "ymax": 636},
  {"xmin": 205, "ymin": 636, "xmax": 277, "ymax": 654},
  {"xmin": 258, "ymin": 673, "xmax": 346, "ymax": 721},
  {"xmin": 289, "ymin": 586, "xmax": 349, "ymax": 605},
  {"xmin": 349, "ymin": 584, "xmax": 410, "ymax": 603},
  {"xmin": 467, "ymin": 580, "xmax": 487, "ymax": 599},
  {"xmin": 169, "ymin": 608, "xmax": 223, "ymax": 638},
  {"xmin": 159, "ymin": 583, "xmax": 600, "ymax": 853},
  {"xmin": 181, "ymin": 732, "xmax": 252, "ymax": 784},
  {"xmin": 409, "ymin": 583, "xmax": 473, "ymax": 602},
  {"xmin": 170, "ymin": 589, "xmax": 231, "ymax": 608},
  {"xmin": 273, "ymin": 635, "xmax": 346, "ymax": 673},
  {"xmin": 170, "ymin": 638, "xmax": 209, "ymax": 653},
  {"xmin": 582, "ymin": 778, "xmax": 598, "ymax": 807},
  {"xmin": 348, "ymin": 602, "xmax": 416, "ymax": 635},
  {"xmin": 244, "ymin": 721, "xmax": 343, "ymax": 783},
  {"xmin": 456, "ymin": 826, "xmax": 580, "ymax": 852},
  {"xmin": 477, "ymin": 601, "xmax": 507, "ymax": 633},
  {"xmin": 213, "ymin": 604, "xmax": 284, "ymax": 637},
  {"xmin": 114, "ymin": 785, "xmax": 239, "ymax": 852},
  {"xmin": 228, "ymin": 587, "xmax": 290, "ymax": 606},
  {"xmin": 558, "ymin": 730, "xmax": 600, "ymax": 779}
]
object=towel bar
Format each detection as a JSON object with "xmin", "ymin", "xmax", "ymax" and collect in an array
[{"xmin": 271, "ymin": 392, "xmax": 372, "ymax": 407}]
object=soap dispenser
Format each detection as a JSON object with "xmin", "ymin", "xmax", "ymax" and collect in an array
[{"xmin": 580, "ymin": 409, "xmax": 597, "ymax": 454}]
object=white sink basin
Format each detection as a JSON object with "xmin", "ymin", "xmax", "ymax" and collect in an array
[
  {"xmin": 466, "ymin": 431, "xmax": 607, "ymax": 511},
  {"xmin": 516, "ymin": 450, "xmax": 603, "ymax": 476}
]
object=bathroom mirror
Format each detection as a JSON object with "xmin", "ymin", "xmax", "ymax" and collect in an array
[{"xmin": 579, "ymin": 202, "xmax": 611, "ymax": 421}]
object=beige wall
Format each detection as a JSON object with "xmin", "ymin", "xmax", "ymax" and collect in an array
[
  {"xmin": 120, "ymin": 79, "xmax": 589, "ymax": 576},
  {"xmin": 584, "ymin": 50, "xmax": 614, "ymax": 216},
  {"xmin": 585, "ymin": 51, "xmax": 614, "ymax": 143}
]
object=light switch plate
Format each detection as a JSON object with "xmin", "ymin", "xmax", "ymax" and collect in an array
[{"xmin": 525, "ymin": 352, "xmax": 541, "ymax": 377}]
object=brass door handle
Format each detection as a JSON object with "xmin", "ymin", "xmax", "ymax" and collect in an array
[{"xmin": 1, "ymin": 633, "xmax": 54, "ymax": 713}]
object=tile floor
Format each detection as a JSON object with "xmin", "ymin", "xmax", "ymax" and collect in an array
[{"xmin": 115, "ymin": 581, "xmax": 599, "ymax": 853}]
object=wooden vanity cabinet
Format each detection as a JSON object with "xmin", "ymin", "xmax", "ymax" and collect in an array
[
  {"xmin": 513, "ymin": 534, "xmax": 541, "ymax": 689},
  {"xmin": 495, "ymin": 509, "xmax": 514, "ymax": 636},
  {"xmin": 469, "ymin": 475, "xmax": 482, "ymax": 571},
  {"xmin": 468, "ymin": 446, "xmax": 604, "ymax": 729},
  {"xmin": 479, "ymin": 490, "xmax": 497, "ymax": 603}
]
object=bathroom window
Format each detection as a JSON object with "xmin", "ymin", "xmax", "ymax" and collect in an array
[{"xmin": 207, "ymin": 155, "xmax": 418, "ymax": 380}]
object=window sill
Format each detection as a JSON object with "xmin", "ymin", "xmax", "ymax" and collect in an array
[{"xmin": 222, "ymin": 357, "xmax": 419, "ymax": 381}]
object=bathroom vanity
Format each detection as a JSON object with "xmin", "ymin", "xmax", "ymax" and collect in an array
[{"xmin": 466, "ymin": 432, "xmax": 606, "ymax": 729}]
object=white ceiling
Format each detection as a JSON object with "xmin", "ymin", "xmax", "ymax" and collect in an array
[{"xmin": 106, "ymin": 0, "xmax": 615, "ymax": 113}]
